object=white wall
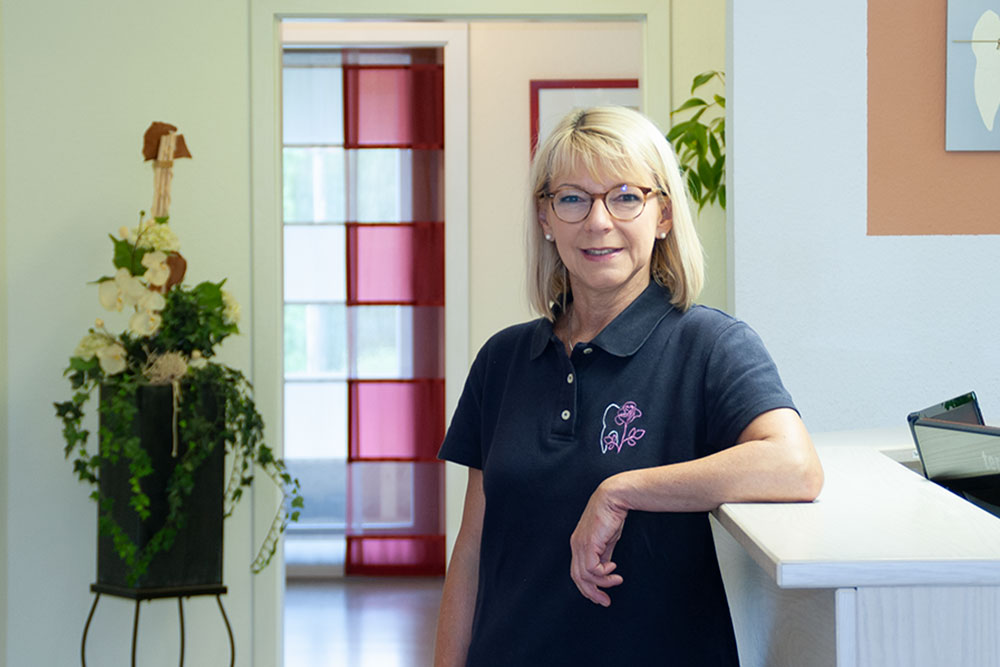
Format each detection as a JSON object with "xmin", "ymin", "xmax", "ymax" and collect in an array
[
  {"xmin": 0, "ymin": 0, "xmax": 9, "ymax": 658},
  {"xmin": 467, "ymin": 21, "xmax": 644, "ymax": 348},
  {"xmin": 672, "ymin": 0, "xmax": 727, "ymax": 309},
  {"xmin": 729, "ymin": 0, "xmax": 1000, "ymax": 432},
  {"xmin": 1, "ymin": 1, "xmax": 259, "ymax": 664}
]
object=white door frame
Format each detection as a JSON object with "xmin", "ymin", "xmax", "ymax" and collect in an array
[{"xmin": 249, "ymin": 17, "xmax": 469, "ymax": 666}]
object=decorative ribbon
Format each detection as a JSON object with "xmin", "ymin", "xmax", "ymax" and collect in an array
[{"xmin": 171, "ymin": 380, "xmax": 182, "ymax": 457}]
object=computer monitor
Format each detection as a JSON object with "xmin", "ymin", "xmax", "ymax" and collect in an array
[
  {"xmin": 907, "ymin": 391, "xmax": 984, "ymax": 427},
  {"xmin": 910, "ymin": 417, "xmax": 1000, "ymax": 517},
  {"xmin": 907, "ymin": 392, "xmax": 983, "ymax": 477}
]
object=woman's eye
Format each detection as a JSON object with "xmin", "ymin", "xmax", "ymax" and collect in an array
[
  {"xmin": 612, "ymin": 193, "xmax": 641, "ymax": 204},
  {"xmin": 558, "ymin": 193, "xmax": 587, "ymax": 204}
]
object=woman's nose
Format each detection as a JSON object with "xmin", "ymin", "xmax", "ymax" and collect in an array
[{"xmin": 582, "ymin": 197, "xmax": 615, "ymax": 231}]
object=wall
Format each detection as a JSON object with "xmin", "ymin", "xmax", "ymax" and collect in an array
[
  {"xmin": 465, "ymin": 10, "xmax": 728, "ymax": 341},
  {"xmin": 0, "ymin": 0, "xmax": 8, "ymax": 659},
  {"xmin": 1, "ymin": 1, "xmax": 257, "ymax": 664},
  {"xmin": 672, "ymin": 0, "xmax": 727, "ymax": 309},
  {"xmin": 868, "ymin": 0, "xmax": 1000, "ymax": 235},
  {"xmin": 467, "ymin": 21, "xmax": 644, "ymax": 349},
  {"xmin": 729, "ymin": 0, "xmax": 1000, "ymax": 432}
]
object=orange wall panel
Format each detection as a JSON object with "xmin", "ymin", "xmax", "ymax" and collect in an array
[{"xmin": 869, "ymin": 0, "xmax": 1000, "ymax": 235}]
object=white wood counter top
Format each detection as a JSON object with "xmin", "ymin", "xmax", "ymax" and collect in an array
[{"xmin": 712, "ymin": 428, "xmax": 1000, "ymax": 589}]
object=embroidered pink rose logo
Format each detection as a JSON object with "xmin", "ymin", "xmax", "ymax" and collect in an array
[{"xmin": 599, "ymin": 401, "xmax": 646, "ymax": 454}]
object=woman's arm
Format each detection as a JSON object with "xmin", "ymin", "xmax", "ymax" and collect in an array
[
  {"xmin": 434, "ymin": 467, "xmax": 485, "ymax": 666},
  {"xmin": 569, "ymin": 407, "xmax": 823, "ymax": 606}
]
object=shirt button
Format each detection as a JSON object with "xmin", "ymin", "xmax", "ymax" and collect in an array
[
  {"xmin": 561, "ymin": 410, "xmax": 571, "ymax": 421},
  {"xmin": 566, "ymin": 373, "xmax": 574, "ymax": 384},
  {"xmin": 582, "ymin": 347, "xmax": 593, "ymax": 355}
]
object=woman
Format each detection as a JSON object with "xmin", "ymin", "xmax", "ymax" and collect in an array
[{"xmin": 434, "ymin": 106, "xmax": 823, "ymax": 666}]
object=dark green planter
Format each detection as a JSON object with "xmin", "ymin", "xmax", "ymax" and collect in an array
[{"xmin": 97, "ymin": 383, "xmax": 224, "ymax": 592}]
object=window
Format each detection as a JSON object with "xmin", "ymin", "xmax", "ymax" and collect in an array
[{"xmin": 282, "ymin": 47, "xmax": 446, "ymax": 576}]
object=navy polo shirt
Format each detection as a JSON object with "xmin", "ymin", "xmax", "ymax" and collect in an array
[{"xmin": 439, "ymin": 282, "xmax": 796, "ymax": 666}]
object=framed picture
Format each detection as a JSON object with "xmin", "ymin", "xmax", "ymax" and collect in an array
[
  {"xmin": 946, "ymin": 0, "xmax": 1000, "ymax": 150},
  {"xmin": 529, "ymin": 79, "xmax": 640, "ymax": 154}
]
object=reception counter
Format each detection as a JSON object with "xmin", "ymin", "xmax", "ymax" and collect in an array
[{"xmin": 712, "ymin": 428, "xmax": 1000, "ymax": 667}]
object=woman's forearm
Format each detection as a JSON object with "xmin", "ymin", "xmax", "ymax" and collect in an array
[
  {"xmin": 569, "ymin": 408, "xmax": 823, "ymax": 606},
  {"xmin": 605, "ymin": 409, "xmax": 823, "ymax": 513}
]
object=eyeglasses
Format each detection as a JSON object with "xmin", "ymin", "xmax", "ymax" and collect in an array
[{"xmin": 543, "ymin": 184, "xmax": 665, "ymax": 223}]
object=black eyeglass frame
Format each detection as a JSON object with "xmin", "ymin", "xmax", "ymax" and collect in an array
[{"xmin": 541, "ymin": 185, "xmax": 668, "ymax": 223}]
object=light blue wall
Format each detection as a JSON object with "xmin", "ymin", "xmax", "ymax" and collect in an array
[{"xmin": 729, "ymin": 0, "xmax": 1000, "ymax": 432}]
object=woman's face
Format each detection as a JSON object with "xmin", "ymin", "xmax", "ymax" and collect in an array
[{"xmin": 538, "ymin": 167, "xmax": 671, "ymax": 307}]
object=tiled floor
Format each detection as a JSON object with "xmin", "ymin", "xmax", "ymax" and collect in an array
[{"xmin": 284, "ymin": 577, "xmax": 444, "ymax": 667}]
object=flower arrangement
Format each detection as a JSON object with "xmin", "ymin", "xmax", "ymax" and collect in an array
[{"xmin": 54, "ymin": 122, "xmax": 302, "ymax": 585}]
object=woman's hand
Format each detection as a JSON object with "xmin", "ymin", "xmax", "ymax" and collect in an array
[
  {"xmin": 569, "ymin": 480, "xmax": 628, "ymax": 607},
  {"xmin": 567, "ymin": 408, "xmax": 822, "ymax": 608}
]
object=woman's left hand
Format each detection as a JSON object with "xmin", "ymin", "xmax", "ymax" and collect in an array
[{"xmin": 569, "ymin": 481, "xmax": 628, "ymax": 607}]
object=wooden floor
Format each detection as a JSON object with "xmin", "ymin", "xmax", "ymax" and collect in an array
[{"xmin": 284, "ymin": 577, "xmax": 444, "ymax": 667}]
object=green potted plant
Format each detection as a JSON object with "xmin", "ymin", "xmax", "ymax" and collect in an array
[
  {"xmin": 668, "ymin": 70, "xmax": 726, "ymax": 211},
  {"xmin": 54, "ymin": 122, "xmax": 302, "ymax": 589}
]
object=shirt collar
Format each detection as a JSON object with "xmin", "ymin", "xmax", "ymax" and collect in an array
[{"xmin": 529, "ymin": 282, "xmax": 679, "ymax": 359}]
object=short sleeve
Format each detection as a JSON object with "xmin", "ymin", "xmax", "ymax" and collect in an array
[
  {"xmin": 437, "ymin": 346, "xmax": 487, "ymax": 469},
  {"xmin": 703, "ymin": 320, "xmax": 796, "ymax": 450}
]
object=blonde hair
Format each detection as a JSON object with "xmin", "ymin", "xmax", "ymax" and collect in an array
[{"xmin": 527, "ymin": 106, "xmax": 704, "ymax": 319}]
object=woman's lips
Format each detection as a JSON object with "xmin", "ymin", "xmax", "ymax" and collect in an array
[{"xmin": 582, "ymin": 248, "xmax": 621, "ymax": 258}]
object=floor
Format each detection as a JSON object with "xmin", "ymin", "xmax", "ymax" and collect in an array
[{"xmin": 284, "ymin": 577, "xmax": 444, "ymax": 667}]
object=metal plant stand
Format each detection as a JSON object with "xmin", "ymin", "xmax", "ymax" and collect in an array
[{"xmin": 80, "ymin": 583, "xmax": 234, "ymax": 667}]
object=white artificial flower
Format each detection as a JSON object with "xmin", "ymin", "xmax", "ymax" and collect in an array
[
  {"xmin": 119, "ymin": 270, "xmax": 148, "ymax": 302},
  {"xmin": 129, "ymin": 309, "xmax": 162, "ymax": 337},
  {"xmin": 74, "ymin": 332, "xmax": 111, "ymax": 360},
  {"xmin": 96, "ymin": 343, "xmax": 127, "ymax": 375},
  {"xmin": 98, "ymin": 279, "xmax": 123, "ymax": 311},
  {"xmin": 99, "ymin": 268, "xmax": 146, "ymax": 312},
  {"xmin": 141, "ymin": 251, "xmax": 170, "ymax": 287},
  {"xmin": 133, "ymin": 219, "xmax": 180, "ymax": 253},
  {"xmin": 137, "ymin": 290, "xmax": 166, "ymax": 313},
  {"xmin": 222, "ymin": 290, "xmax": 241, "ymax": 324},
  {"xmin": 189, "ymin": 349, "xmax": 207, "ymax": 369}
]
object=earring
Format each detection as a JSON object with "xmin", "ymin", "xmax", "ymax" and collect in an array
[
  {"xmin": 545, "ymin": 233, "xmax": 554, "ymax": 242},
  {"xmin": 657, "ymin": 232, "xmax": 667, "ymax": 239}
]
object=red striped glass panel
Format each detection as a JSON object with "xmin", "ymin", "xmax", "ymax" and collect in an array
[
  {"xmin": 353, "ymin": 149, "xmax": 443, "ymax": 223},
  {"xmin": 350, "ymin": 306, "xmax": 444, "ymax": 380},
  {"xmin": 343, "ymin": 65, "xmax": 444, "ymax": 148},
  {"xmin": 346, "ymin": 461, "xmax": 443, "ymax": 533},
  {"xmin": 348, "ymin": 380, "xmax": 445, "ymax": 461},
  {"xmin": 346, "ymin": 223, "xmax": 444, "ymax": 306},
  {"xmin": 345, "ymin": 535, "xmax": 446, "ymax": 576}
]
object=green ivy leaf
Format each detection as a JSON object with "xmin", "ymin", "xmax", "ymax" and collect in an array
[
  {"xmin": 69, "ymin": 356, "xmax": 99, "ymax": 373},
  {"xmin": 109, "ymin": 234, "xmax": 147, "ymax": 274},
  {"xmin": 192, "ymin": 281, "xmax": 224, "ymax": 308}
]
